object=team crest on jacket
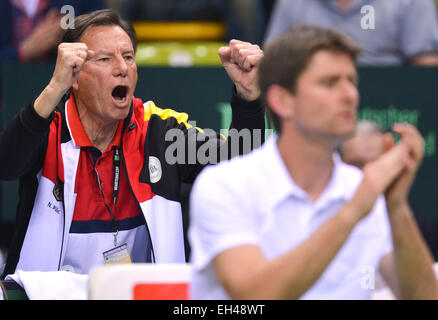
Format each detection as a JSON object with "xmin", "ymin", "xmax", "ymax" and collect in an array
[
  {"xmin": 149, "ymin": 156, "xmax": 162, "ymax": 183},
  {"xmin": 53, "ymin": 180, "xmax": 63, "ymax": 202}
]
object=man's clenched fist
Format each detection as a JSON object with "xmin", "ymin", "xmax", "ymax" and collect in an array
[{"xmin": 219, "ymin": 40, "xmax": 264, "ymax": 101}]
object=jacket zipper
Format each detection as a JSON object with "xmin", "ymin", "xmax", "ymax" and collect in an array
[
  {"xmin": 120, "ymin": 133, "xmax": 156, "ymax": 263},
  {"xmin": 57, "ymin": 183, "xmax": 66, "ymax": 270}
]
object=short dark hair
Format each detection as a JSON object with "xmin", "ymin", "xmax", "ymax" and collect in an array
[
  {"xmin": 259, "ymin": 25, "xmax": 360, "ymax": 134},
  {"xmin": 62, "ymin": 9, "xmax": 137, "ymax": 52}
]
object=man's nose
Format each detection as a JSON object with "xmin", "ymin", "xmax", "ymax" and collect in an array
[
  {"xmin": 112, "ymin": 55, "xmax": 128, "ymax": 77},
  {"xmin": 341, "ymin": 80, "xmax": 359, "ymax": 106}
]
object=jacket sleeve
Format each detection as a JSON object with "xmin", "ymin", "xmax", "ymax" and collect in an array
[
  {"xmin": 229, "ymin": 86, "xmax": 265, "ymax": 135},
  {"xmin": 0, "ymin": 102, "xmax": 53, "ymax": 180}
]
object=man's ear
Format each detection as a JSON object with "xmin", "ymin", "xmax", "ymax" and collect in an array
[{"xmin": 266, "ymin": 85, "xmax": 295, "ymax": 120}]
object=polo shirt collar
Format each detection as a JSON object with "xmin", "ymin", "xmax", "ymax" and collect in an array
[
  {"xmin": 262, "ymin": 135, "xmax": 307, "ymax": 209},
  {"xmin": 65, "ymin": 93, "xmax": 123, "ymax": 150},
  {"xmin": 263, "ymin": 135, "xmax": 350, "ymax": 210},
  {"xmin": 314, "ymin": 153, "xmax": 351, "ymax": 210}
]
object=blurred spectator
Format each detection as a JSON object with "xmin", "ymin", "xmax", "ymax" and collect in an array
[
  {"xmin": 0, "ymin": 0, "xmax": 105, "ymax": 63},
  {"xmin": 265, "ymin": 0, "xmax": 438, "ymax": 66},
  {"xmin": 0, "ymin": 0, "xmax": 106, "ymax": 111},
  {"xmin": 3, "ymin": 6, "xmax": 62, "ymax": 63}
]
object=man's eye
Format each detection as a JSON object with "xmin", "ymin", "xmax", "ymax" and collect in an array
[
  {"xmin": 350, "ymin": 77, "xmax": 359, "ymax": 86},
  {"xmin": 99, "ymin": 57, "xmax": 110, "ymax": 62},
  {"xmin": 323, "ymin": 79, "xmax": 336, "ymax": 87},
  {"xmin": 124, "ymin": 55, "xmax": 134, "ymax": 61}
]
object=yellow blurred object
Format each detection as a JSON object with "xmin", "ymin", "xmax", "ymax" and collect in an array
[
  {"xmin": 135, "ymin": 41, "xmax": 225, "ymax": 66},
  {"xmin": 132, "ymin": 21, "xmax": 227, "ymax": 41}
]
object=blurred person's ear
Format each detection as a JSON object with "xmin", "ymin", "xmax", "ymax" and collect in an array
[{"xmin": 266, "ymin": 85, "xmax": 296, "ymax": 120}]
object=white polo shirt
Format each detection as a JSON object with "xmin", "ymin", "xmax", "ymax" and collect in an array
[{"xmin": 189, "ymin": 136, "xmax": 393, "ymax": 300}]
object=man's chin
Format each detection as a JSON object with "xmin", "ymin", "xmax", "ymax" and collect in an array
[
  {"xmin": 336, "ymin": 130, "xmax": 356, "ymax": 146},
  {"xmin": 113, "ymin": 108, "xmax": 131, "ymax": 121},
  {"xmin": 107, "ymin": 105, "xmax": 131, "ymax": 122}
]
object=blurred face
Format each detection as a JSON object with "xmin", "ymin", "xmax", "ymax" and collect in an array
[
  {"xmin": 73, "ymin": 25, "xmax": 138, "ymax": 122},
  {"xmin": 291, "ymin": 50, "xmax": 359, "ymax": 145}
]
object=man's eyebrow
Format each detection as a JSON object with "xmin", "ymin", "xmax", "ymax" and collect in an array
[
  {"xmin": 94, "ymin": 49, "xmax": 134, "ymax": 55},
  {"xmin": 318, "ymin": 74, "xmax": 340, "ymax": 81},
  {"xmin": 319, "ymin": 73, "xmax": 358, "ymax": 82},
  {"xmin": 95, "ymin": 50, "xmax": 114, "ymax": 56}
]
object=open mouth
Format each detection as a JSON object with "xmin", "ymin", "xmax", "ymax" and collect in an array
[{"xmin": 111, "ymin": 85, "xmax": 128, "ymax": 103}]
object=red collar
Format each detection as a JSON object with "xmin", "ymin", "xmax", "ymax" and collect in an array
[{"xmin": 66, "ymin": 93, "xmax": 123, "ymax": 150}]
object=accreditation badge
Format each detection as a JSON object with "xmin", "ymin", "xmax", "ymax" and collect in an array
[{"xmin": 103, "ymin": 243, "xmax": 132, "ymax": 265}]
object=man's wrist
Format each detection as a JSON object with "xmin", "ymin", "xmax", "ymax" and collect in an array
[
  {"xmin": 34, "ymin": 83, "xmax": 65, "ymax": 119},
  {"xmin": 386, "ymin": 200, "xmax": 411, "ymax": 217},
  {"xmin": 46, "ymin": 80, "xmax": 66, "ymax": 98},
  {"xmin": 231, "ymin": 86, "xmax": 262, "ymax": 114},
  {"xmin": 235, "ymin": 84, "xmax": 260, "ymax": 102}
]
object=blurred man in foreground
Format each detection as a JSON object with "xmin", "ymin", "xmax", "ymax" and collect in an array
[{"xmin": 189, "ymin": 25, "xmax": 437, "ymax": 299}]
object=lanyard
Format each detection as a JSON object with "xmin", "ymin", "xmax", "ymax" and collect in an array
[
  {"xmin": 92, "ymin": 147, "xmax": 121, "ymax": 247},
  {"xmin": 113, "ymin": 147, "xmax": 120, "ymax": 207}
]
